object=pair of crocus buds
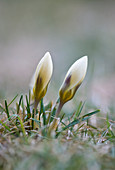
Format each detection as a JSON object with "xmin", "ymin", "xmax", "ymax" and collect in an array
[{"xmin": 30, "ymin": 52, "xmax": 88, "ymax": 131}]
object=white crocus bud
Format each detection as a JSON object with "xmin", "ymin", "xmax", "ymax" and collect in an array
[
  {"xmin": 30, "ymin": 52, "xmax": 53, "ymax": 109},
  {"xmin": 48, "ymin": 56, "xmax": 88, "ymax": 136},
  {"xmin": 59, "ymin": 56, "xmax": 88, "ymax": 105}
]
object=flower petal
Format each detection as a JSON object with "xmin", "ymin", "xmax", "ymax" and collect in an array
[
  {"xmin": 59, "ymin": 56, "xmax": 88, "ymax": 104},
  {"xmin": 30, "ymin": 52, "xmax": 53, "ymax": 102}
]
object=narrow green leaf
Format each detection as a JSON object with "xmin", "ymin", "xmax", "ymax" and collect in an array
[
  {"xmin": 49, "ymin": 98, "xmax": 60, "ymax": 123},
  {"xmin": 77, "ymin": 101, "xmax": 86, "ymax": 117},
  {"xmin": 17, "ymin": 95, "xmax": 23, "ymax": 114},
  {"xmin": 56, "ymin": 117, "xmax": 89, "ymax": 138},
  {"xmin": 101, "ymin": 129, "xmax": 108, "ymax": 137},
  {"xmin": 31, "ymin": 117, "xmax": 41, "ymax": 128},
  {"xmin": 56, "ymin": 109, "xmax": 100, "ymax": 137},
  {"xmin": 62, "ymin": 117, "xmax": 89, "ymax": 131},
  {"xmin": 87, "ymin": 124, "xmax": 99, "ymax": 131},
  {"xmin": 55, "ymin": 113, "xmax": 66, "ymax": 132},
  {"xmin": 0, "ymin": 120, "xmax": 11, "ymax": 132},
  {"xmin": 74, "ymin": 101, "xmax": 86, "ymax": 120},
  {"xmin": 29, "ymin": 89, "xmax": 31, "ymax": 105},
  {"xmin": 46, "ymin": 111, "xmax": 51, "ymax": 125},
  {"xmin": 110, "ymin": 130, "xmax": 115, "ymax": 137},
  {"xmin": 5, "ymin": 100, "xmax": 10, "ymax": 120},
  {"xmin": 76, "ymin": 123, "xmax": 85, "ymax": 132},
  {"xmin": 8, "ymin": 94, "xmax": 18, "ymax": 107},
  {"xmin": 82, "ymin": 109, "xmax": 100, "ymax": 118},
  {"xmin": 50, "ymin": 107, "xmax": 56, "ymax": 123},
  {"xmin": 26, "ymin": 95, "xmax": 31, "ymax": 119},
  {"xmin": 41, "ymin": 98, "xmax": 46, "ymax": 126},
  {"xmin": 60, "ymin": 113, "xmax": 65, "ymax": 122},
  {"xmin": 10, "ymin": 114, "xmax": 27, "ymax": 141},
  {"xmin": 21, "ymin": 97, "xmax": 25, "ymax": 121},
  {"xmin": 74, "ymin": 101, "xmax": 83, "ymax": 119},
  {"xmin": 17, "ymin": 116, "xmax": 27, "ymax": 141},
  {"xmin": 60, "ymin": 120, "xmax": 66, "ymax": 126},
  {"xmin": 106, "ymin": 113, "xmax": 111, "ymax": 129}
]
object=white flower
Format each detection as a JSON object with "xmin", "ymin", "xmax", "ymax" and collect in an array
[
  {"xmin": 30, "ymin": 52, "xmax": 53, "ymax": 106},
  {"xmin": 59, "ymin": 56, "xmax": 88, "ymax": 104}
]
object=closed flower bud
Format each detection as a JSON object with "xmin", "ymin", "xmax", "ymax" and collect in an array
[
  {"xmin": 30, "ymin": 52, "xmax": 53, "ymax": 108},
  {"xmin": 59, "ymin": 56, "xmax": 88, "ymax": 104}
]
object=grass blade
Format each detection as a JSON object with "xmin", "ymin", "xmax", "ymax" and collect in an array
[
  {"xmin": 56, "ymin": 109, "xmax": 100, "ymax": 137},
  {"xmin": 8, "ymin": 94, "xmax": 18, "ymax": 107},
  {"xmin": 5, "ymin": 100, "xmax": 10, "ymax": 120},
  {"xmin": 50, "ymin": 107, "xmax": 56, "ymax": 123},
  {"xmin": 74, "ymin": 101, "xmax": 83, "ymax": 118},
  {"xmin": 40, "ymin": 98, "xmax": 46, "ymax": 126},
  {"xmin": 0, "ymin": 120, "xmax": 11, "ymax": 132},
  {"xmin": 75, "ymin": 101, "xmax": 86, "ymax": 118},
  {"xmin": 65, "ymin": 110, "xmax": 100, "ymax": 130},
  {"xmin": 82, "ymin": 109, "xmax": 100, "ymax": 118},
  {"xmin": 29, "ymin": 89, "xmax": 31, "ymax": 105},
  {"xmin": 10, "ymin": 114, "xmax": 27, "ymax": 141},
  {"xmin": 26, "ymin": 95, "xmax": 31, "ymax": 119},
  {"xmin": 21, "ymin": 97, "xmax": 25, "ymax": 121},
  {"xmin": 17, "ymin": 115, "xmax": 27, "ymax": 141},
  {"xmin": 17, "ymin": 95, "xmax": 23, "ymax": 114}
]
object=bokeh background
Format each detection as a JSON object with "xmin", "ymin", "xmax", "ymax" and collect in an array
[{"xmin": 0, "ymin": 0, "xmax": 115, "ymax": 113}]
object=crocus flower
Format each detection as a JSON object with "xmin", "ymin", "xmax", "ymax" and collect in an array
[
  {"xmin": 30, "ymin": 52, "xmax": 53, "ymax": 110},
  {"xmin": 48, "ymin": 56, "xmax": 88, "ymax": 135},
  {"xmin": 59, "ymin": 56, "xmax": 88, "ymax": 105}
]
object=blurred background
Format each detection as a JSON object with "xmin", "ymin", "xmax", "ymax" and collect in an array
[{"xmin": 0, "ymin": 0, "xmax": 115, "ymax": 113}]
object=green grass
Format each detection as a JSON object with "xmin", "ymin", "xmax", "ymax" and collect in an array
[{"xmin": 0, "ymin": 94, "xmax": 115, "ymax": 170}]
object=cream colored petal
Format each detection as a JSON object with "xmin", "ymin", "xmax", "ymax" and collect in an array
[
  {"xmin": 35, "ymin": 52, "xmax": 53, "ymax": 90},
  {"xmin": 60, "ymin": 56, "xmax": 88, "ymax": 91},
  {"xmin": 59, "ymin": 56, "xmax": 88, "ymax": 104},
  {"xmin": 30, "ymin": 52, "xmax": 53, "ymax": 101}
]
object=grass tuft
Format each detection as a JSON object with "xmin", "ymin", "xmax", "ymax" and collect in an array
[{"xmin": 0, "ymin": 94, "xmax": 115, "ymax": 170}]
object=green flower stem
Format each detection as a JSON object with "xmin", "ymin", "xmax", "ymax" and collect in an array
[
  {"xmin": 32, "ymin": 100, "xmax": 39, "ymax": 129},
  {"xmin": 55, "ymin": 102, "xmax": 63, "ymax": 118},
  {"xmin": 48, "ymin": 102, "xmax": 63, "ymax": 136},
  {"xmin": 34, "ymin": 99, "xmax": 39, "ymax": 114}
]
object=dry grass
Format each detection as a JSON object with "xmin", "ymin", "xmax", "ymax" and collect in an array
[{"xmin": 0, "ymin": 94, "xmax": 115, "ymax": 170}]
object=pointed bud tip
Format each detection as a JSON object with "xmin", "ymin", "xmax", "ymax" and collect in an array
[
  {"xmin": 81, "ymin": 56, "xmax": 88, "ymax": 63},
  {"xmin": 79, "ymin": 56, "xmax": 88, "ymax": 69},
  {"xmin": 84, "ymin": 56, "xmax": 88, "ymax": 63},
  {"xmin": 44, "ymin": 51, "xmax": 53, "ymax": 74},
  {"xmin": 44, "ymin": 51, "xmax": 51, "ymax": 59}
]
